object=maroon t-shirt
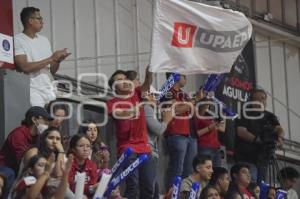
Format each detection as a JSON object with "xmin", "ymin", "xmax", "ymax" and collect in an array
[
  {"xmin": 165, "ymin": 88, "xmax": 190, "ymax": 136},
  {"xmin": 195, "ymin": 118, "xmax": 221, "ymax": 149},
  {"xmin": 0, "ymin": 125, "xmax": 38, "ymax": 172},
  {"xmin": 107, "ymin": 87, "xmax": 151, "ymax": 155}
]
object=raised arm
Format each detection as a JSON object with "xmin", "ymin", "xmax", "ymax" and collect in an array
[{"xmin": 140, "ymin": 66, "xmax": 153, "ymax": 93}]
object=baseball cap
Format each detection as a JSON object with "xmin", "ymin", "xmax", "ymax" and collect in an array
[{"xmin": 25, "ymin": 106, "xmax": 54, "ymax": 121}]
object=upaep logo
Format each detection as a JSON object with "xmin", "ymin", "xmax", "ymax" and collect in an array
[
  {"xmin": 171, "ymin": 22, "xmax": 197, "ymax": 48},
  {"xmin": 171, "ymin": 22, "xmax": 249, "ymax": 52}
]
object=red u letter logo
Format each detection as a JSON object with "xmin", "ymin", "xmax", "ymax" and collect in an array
[{"xmin": 171, "ymin": 22, "xmax": 196, "ymax": 48}]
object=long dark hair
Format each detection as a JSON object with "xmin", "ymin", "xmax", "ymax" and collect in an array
[
  {"xmin": 77, "ymin": 120, "xmax": 102, "ymax": 152},
  {"xmin": 37, "ymin": 127, "xmax": 62, "ymax": 158},
  {"xmin": 67, "ymin": 133, "xmax": 90, "ymax": 155},
  {"xmin": 200, "ymin": 185, "xmax": 219, "ymax": 199},
  {"xmin": 20, "ymin": 154, "xmax": 46, "ymax": 178},
  {"xmin": 12, "ymin": 154, "xmax": 46, "ymax": 199}
]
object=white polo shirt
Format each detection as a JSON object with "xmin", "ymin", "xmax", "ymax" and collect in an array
[{"xmin": 14, "ymin": 33, "xmax": 56, "ymax": 106}]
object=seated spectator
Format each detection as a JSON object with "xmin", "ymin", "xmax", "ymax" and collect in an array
[
  {"xmin": 209, "ymin": 167, "xmax": 230, "ymax": 199},
  {"xmin": 180, "ymin": 154, "xmax": 213, "ymax": 199},
  {"xmin": 277, "ymin": 167, "xmax": 299, "ymax": 199},
  {"xmin": 226, "ymin": 163, "xmax": 254, "ymax": 199},
  {"xmin": 200, "ymin": 185, "xmax": 221, "ymax": 199},
  {"xmin": 47, "ymin": 102, "xmax": 68, "ymax": 128},
  {"xmin": 47, "ymin": 102, "xmax": 70, "ymax": 151},
  {"xmin": 194, "ymin": 98, "xmax": 226, "ymax": 167},
  {"xmin": 0, "ymin": 106, "xmax": 53, "ymax": 198},
  {"xmin": 266, "ymin": 187, "xmax": 276, "ymax": 199},
  {"xmin": 67, "ymin": 134, "xmax": 98, "ymax": 198},
  {"xmin": 77, "ymin": 120, "xmax": 110, "ymax": 171},
  {"xmin": 22, "ymin": 127, "xmax": 65, "ymax": 178},
  {"xmin": 11, "ymin": 154, "xmax": 73, "ymax": 199}
]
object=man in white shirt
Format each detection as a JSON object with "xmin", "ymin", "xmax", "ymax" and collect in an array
[{"xmin": 14, "ymin": 7, "xmax": 70, "ymax": 107}]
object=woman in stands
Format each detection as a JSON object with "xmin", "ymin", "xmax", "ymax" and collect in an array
[
  {"xmin": 194, "ymin": 98, "xmax": 226, "ymax": 167},
  {"xmin": 11, "ymin": 154, "xmax": 73, "ymax": 199},
  {"xmin": 77, "ymin": 120, "xmax": 110, "ymax": 174},
  {"xmin": 67, "ymin": 134, "xmax": 98, "ymax": 198},
  {"xmin": 200, "ymin": 185, "xmax": 221, "ymax": 199},
  {"xmin": 22, "ymin": 127, "xmax": 65, "ymax": 178}
]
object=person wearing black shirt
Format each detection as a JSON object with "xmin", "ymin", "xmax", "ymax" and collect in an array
[{"xmin": 235, "ymin": 89, "xmax": 284, "ymax": 183}]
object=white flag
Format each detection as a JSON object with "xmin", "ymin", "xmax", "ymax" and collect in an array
[{"xmin": 149, "ymin": 0, "xmax": 252, "ymax": 74}]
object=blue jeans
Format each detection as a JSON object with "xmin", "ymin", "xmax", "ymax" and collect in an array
[
  {"xmin": 198, "ymin": 146, "xmax": 222, "ymax": 167},
  {"xmin": 0, "ymin": 167, "xmax": 16, "ymax": 199},
  {"xmin": 166, "ymin": 135, "xmax": 197, "ymax": 189},
  {"xmin": 122, "ymin": 153, "xmax": 156, "ymax": 199}
]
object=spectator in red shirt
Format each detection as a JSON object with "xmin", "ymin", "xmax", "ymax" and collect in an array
[
  {"xmin": 195, "ymin": 99, "xmax": 226, "ymax": 167},
  {"xmin": 0, "ymin": 106, "xmax": 53, "ymax": 199},
  {"xmin": 226, "ymin": 163, "xmax": 254, "ymax": 199},
  {"xmin": 106, "ymin": 66, "xmax": 154, "ymax": 199},
  {"xmin": 67, "ymin": 134, "xmax": 98, "ymax": 198},
  {"xmin": 162, "ymin": 73, "xmax": 204, "ymax": 189},
  {"xmin": 77, "ymin": 120, "xmax": 110, "ymax": 172}
]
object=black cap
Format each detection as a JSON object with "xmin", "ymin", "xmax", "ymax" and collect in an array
[{"xmin": 25, "ymin": 106, "xmax": 54, "ymax": 121}]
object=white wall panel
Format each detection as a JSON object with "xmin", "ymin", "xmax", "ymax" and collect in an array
[
  {"xmin": 255, "ymin": 32, "xmax": 300, "ymax": 143},
  {"xmin": 12, "ymin": 0, "xmax": 27, "ymax": 33},
  {"xmin": 255, "ymin": 34, "xmax": 274, "ymax": 111},
  {"xmin": 285, "ymin": 44, "xmax": 300, "ymax": 142},
  {"xmin": 97, "ymin": 0, "xmax": 117, "ymax": 77},
  {"xmin": 52, "ymin": 0, "xmax": 76, "ymax": 78},
  {"xmin": 117, "ymin": 0, "xmax": 135, "ymax": 70},
  {"xmin": 75, "ymin": 0, "xmax": 97, "ymax": 82},
  {"xmin": 269, "ymin": 41, "xmax": 289, "ymax": 138}
]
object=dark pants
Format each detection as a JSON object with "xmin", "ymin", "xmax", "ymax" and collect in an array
[
  {"xmin": 165, "ymin": 135, "xmax": 197, "ymax": 189},
  {"xmin": 0, "ymin": 167, "xmax": 16, "ymax": 199},
  {"xmin": 122, "ymin": 153, "xmax": 156, "ymax": 199},
  {"xmin": 153, "ymin": 156, "xmax": 159, "ymax": 199}
]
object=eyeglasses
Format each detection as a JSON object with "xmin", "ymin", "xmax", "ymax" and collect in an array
[{"xmin": 30, "ymin": 17, "xmax": 43, "ymax": 21}]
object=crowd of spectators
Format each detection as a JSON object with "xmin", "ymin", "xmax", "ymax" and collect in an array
[{"xmin": 0, "ymin": 6, "xmax": 299, "ymax": 199}]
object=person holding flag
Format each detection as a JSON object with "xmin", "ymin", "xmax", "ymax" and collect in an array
[{"xmin": 106, "ymin": 66, "xmax": 155, "ymax": 199}]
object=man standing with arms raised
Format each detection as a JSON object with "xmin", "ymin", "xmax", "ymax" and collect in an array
[{"xmin": 107, "ymin": 67, "xmax": 154, "ymax": 199}]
